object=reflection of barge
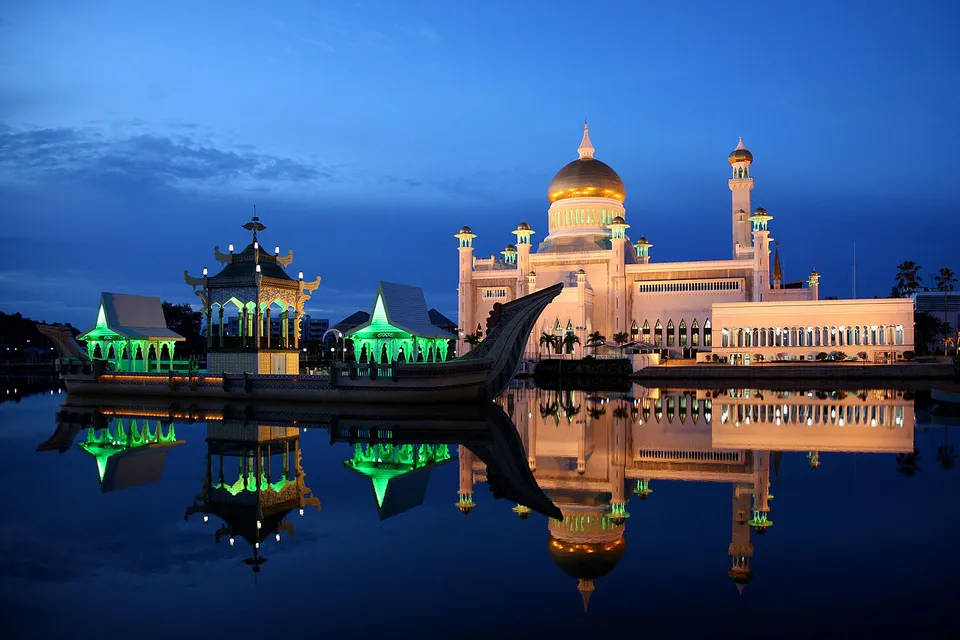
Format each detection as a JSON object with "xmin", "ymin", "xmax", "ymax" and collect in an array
[{"xmin": 46, "ymin": 284, "xmax": 561, "ymax": 404}]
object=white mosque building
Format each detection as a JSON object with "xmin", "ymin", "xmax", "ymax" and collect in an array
[{"xmin": 455, "ymin": 125, "xmax": 913, "ymax": 364}]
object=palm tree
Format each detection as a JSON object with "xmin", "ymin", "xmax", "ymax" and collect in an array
[
  {"xmin": 464, "ymin": 332, "xmax": 482, "ymax": 348},
  {"xmin": 586, "ymin": 331, "xmax": 605, "ymax": 355},
  {"xmin": 893, "ymin": 261, "xmax": 922, "ymax": 298},
  {"xmin": 937, "ymin": 427, "xmax": 956, "ymax": 469},
  {"xmin": 613, "ymin": 331, "xmax": 629, "ymax": 355},
  {"xmin": 562, "ymin": 333, "xmax": 581, "ymax": 358},
  {"xmin": 934, "ymin": 267, "xmax": 957, "ymax": 355},
  {"xmin": 539, "ymin": 332, "xmax": 557, "ymax": 359},
  {"xmin": 896, "ymin": 448, "xmax": 922, "ymax": 476}
]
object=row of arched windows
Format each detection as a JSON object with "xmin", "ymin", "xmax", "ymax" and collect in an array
[
  {"xmin": 720, "ymin": 402, "xmax": 905, "ymax": 428},
  {"xmin": 631, "ymin": 319, "xmax": 712, "ymax": 347},
  {"xmin": 720, "ymin": 324, "xmax": 905, "ymax": 348}
]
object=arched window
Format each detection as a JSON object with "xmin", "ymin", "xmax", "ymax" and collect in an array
[
  {"xmin": 704, "ymin": 320, "xmax": 712, "ymax": 347},
  {"xmin": 896, "ymin": 324, "xmax": 903, "ymax": 344},
  {"xmin": 667, "ymin": 320, "xmax": 675, "ymax": 346},
  {"xmin": 679, "ymin": 320, "xmax": 687, "ymax": 347},
  {"xmin": 722, "ymin": 328, "xmax": 730, "ymax": 348},
  {"xmin": 854, "ymin": 325, "xmax": 861, "ymax": 345},
  {"xmin": 631, "ymin": 321, "xmax": 639, "ymax": 341},
  {"xmin": 655, "ymin": 320, "xmax": 663, "ymax": 347},
  {"xmin": 476, "ymin": 322, "xmax": 484, "ymax": 339},
  {"xmin": 642, "ymin": 320, "xmax": 650, "ymax": 343},
  {"xmin": 691, "ymin": 319, "xmax": 700, "ymax": 346},
  {"xmin": 878, "ymin": 325, "xmax": 886, "ymax": 345}
]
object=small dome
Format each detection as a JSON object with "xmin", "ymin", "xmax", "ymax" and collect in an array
[
  {"xmin": 753, "ymin": 207, "xmax": 767, "ymax": 215},
  {"xmin": 458, "ymin": 225, "xmax": 474, "ymax": 234},
  {"xmin": 517, "ymin": 222, "xmax": 531, "ymax": 231},
  {"xmin": 577, "ymin": 268, "xmax": 585, "ymax": 274},
  {"xmin": 611, "ymin": 215, "xmax": 626, "ymax": 225},
  {"xmin": 504, "ymin": 244, "xmax": 517, "ymax": 252},
  {"xmin": 548, "ymin": 536, "xmax": 626, "ymax": 580},
  {"xmin": 728, "ymin": 137, "xmax": 753, "ymax": 165},
  {"xmin": 636, "ymin": 236, "xmax": 650, "ymax": 245}
]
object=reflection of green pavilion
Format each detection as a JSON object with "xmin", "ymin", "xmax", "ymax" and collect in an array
[
  {"xmin": 77, "ymin": 418, "xmax": 183, "ymax": 491},
  {"xmin": 186, "ymin": 424, "xmax": 320, "ymax": 572},
  {"xmin": 344, "ymin": 443, "xmax": 452, "ymax": 519},
  {"xmin": 78, "ymin": 292, "xmax": 185, "ymax": 372},
  {"xmin": 345, "ymin": 281, "xmax": 453, "ymax": 364}
]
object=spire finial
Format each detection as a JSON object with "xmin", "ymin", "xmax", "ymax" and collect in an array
[
  {"xmin": 735, "ymin": 136, "xmax": 746, "ymax": 150},
  {"xmin": 577, "ymin": 579, "xmax": 595, "ymax": 612},
  {"xmin": 578, "ymin": 122, "xmax": 595, "ymax": 160},
  {"xmin": 772, "ymin": 246, "xmax": 782, "ymax": 283}
]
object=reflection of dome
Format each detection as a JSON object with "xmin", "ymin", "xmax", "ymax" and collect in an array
[
  {"xmin": 548, "ymin": 536, "xmax": 626, "ymax": 580},
  {"xmin": 549, "ymin": 158, "xmax": 626, "ymax": 203},
  {"xmin": 728, "ymin": 137, "xmax": 753, "ymax": 164},
  {"xmin": 728, "ymin": 566, "xmax": 754, "ymax": 584}
]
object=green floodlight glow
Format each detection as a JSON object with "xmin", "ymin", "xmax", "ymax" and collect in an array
[
  {"xmin": 344, "ymin": 443, "xmax": 451, "ymax": 507},
  {"xmin": 78, "ymin": 421, "xmax": 177, "ymax": 482}
]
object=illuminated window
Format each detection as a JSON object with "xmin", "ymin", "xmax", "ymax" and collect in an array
[
  {"xmin": 691, "ymin": 319, "xmax": 700, "ymax": 346},
  {"xmin": 631, "ymin": 321, "xmax": 638, "ymax": 341},
  {"xmin": 667, "ymin": 320, "xmax": 675, "ymax": 346},
  {"xmin": 655, "ymin": 320, "xmax": 663, "ymax": 347},
  {"xmin": 704, "ymin": 320, "xmax": 712, "ymax": 347},
  {"xmin": 482, "ymin": 288, "xmax": 507, "ymax": 299},
  {"xmin": 679, "ymin": 320, "xmax": 687, "ymax": 346},
  {"xmin": 642, "ymin": 320, "xmax": 650, "ymax": 343}
]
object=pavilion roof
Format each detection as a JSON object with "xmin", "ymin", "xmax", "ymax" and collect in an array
[
  {"xmin": 347, "ymin": 281, "xmax": 451, "ymax": 339},
  {"xmin": 208, "ymin": 243, "xmax": 295, "ymax": 284},
  {"xmin": 79, "ymin": 292, "xmax": 184, "ymax": 341}
]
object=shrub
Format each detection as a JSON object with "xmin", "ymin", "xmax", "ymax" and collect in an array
[
  {"xmin": 829, "ymin": 351, "xmax": 846, "ymax": 361},
  {"xmin": 753, "ymin": 353, "xmax": 763, "ymax": 362},
  {"xmin": 857, "ymin": 351, "xmax": 868, "ymax": 360},
  {"xmin": 815, "ymin": 352, "xmax": 829, "ymax": 361},
  {"xmin": 903, "ymin": 350, "xmax": 915, "ymax": 360}
]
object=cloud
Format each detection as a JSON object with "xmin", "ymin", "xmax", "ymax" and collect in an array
[{"xmin": 0, "ymin": 123, "xmax": 330, "ymax": 190}]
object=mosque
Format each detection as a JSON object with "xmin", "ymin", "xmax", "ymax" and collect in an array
[{"xmin": 456, "ymin": 125, "xmax": 914, "ymax": 363}]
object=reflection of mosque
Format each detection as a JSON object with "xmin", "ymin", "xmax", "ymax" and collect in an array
[
  {"xmin": 185, "ymin": 423, "xmax": 321, "ymax": 571},
  {"xmin": 459, "ymin": 385, "xmax": 915, "ymax": 610}
]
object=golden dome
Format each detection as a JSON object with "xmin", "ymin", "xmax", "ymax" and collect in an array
[
  {"xmin": 729, "ymin": 136, "xmax": 753, "ymax": 165},
  {"xmin": 548, "ymin": 536, "xmax": 626, "ymax": 580},
  {"xmin": 517, "ymin": 221, "xmax": 531, "ymax": 231},
  {"xmin": 548, "ymin": 158, "xmax": 626, "ymax": 203},
  {"xmin": 458, "ymin": 225, "xmax": 474, "ymax": 235}
]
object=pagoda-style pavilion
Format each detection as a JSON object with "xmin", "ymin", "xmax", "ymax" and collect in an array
[
  {"xmin": 184, "ymin": 423, "xmax": 321, "ymax": 571},
  {"xmin": 77, "ymin": 292, "xmax": 185, "ymax": 372},
  {"xmin": 185, "ymin": 215, "xmax": 321, "ymax": 374},
  {"xmin": 345, "ymin": 281, "xmax": 453, "ymax": 364},
  {"xmin": 344, "ymin": 442, "xmax": 452, "ymax": 519}
]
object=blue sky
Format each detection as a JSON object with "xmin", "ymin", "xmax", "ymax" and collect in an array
[{"xmin": 1, "ymin": 1, "xmax": 958, "ymax": 327}]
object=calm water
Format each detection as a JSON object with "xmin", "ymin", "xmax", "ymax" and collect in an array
[{"xmin": 1, "ymin": 380, "xmax": 958, "ymax": 638}]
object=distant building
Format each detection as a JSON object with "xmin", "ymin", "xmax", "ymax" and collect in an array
[
  {"xmin": 295, "ymin": 315, "xmax": 329, "ymax": 342},
  {"xmin": 913, "ymin": 290, "xmax": 960, "ymax": 328}
]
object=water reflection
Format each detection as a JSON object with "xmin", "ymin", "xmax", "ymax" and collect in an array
[
  {"xmin": 471, "ymin": 384, "xmax": 917, "ymax": 609},
  {"xmin": 38, "ymin": 383, "xmax": 919, "ymax": 611}
]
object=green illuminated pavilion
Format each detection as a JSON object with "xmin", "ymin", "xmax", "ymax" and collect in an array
[
  {"xmin": 77, "ymin": 418, "xmax": 183, "ymax": 491},
  {"xmin": 345, "ymin": 281, "xmax": 454, "ymax": 363},
  {"xmin": 77, "ymin": 292, "xmax": 185, "ymax": 372},
  {"xmin": 344, "ymin": 442, "xmax": 452, "ymax": 519}
]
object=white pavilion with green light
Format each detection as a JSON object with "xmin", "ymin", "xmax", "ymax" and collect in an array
[
  {"xmin": 77, "ymin": 292, "xmax": 185, "ymax": 372},
  {"xmin": 345, "ymin": 281, "xmax": 454, "ymax": 364}
]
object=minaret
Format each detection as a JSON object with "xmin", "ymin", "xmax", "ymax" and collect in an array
[
  {"xmin": 634, "ymin": 236, "xmax": 652, "ymax": 265},
  {"xmin": 749, "ymin": 208, "xmax": 773, "ymax": 302},
  {"xmin": 513, "ymin": 222, "xmax": 535, "ymax": 296},
  {"xmin": 728, "ymin": 484, "xmax": 754, "ymax": 595},
  {"xmin": 808, "ymin": 270, "xmax": 820, "ymax": 300},
  {"xmin": 456, "ymin": 445, "xmax": 476, "ymax": 514},
  {"xmin": 748, "ymin": 450, "xmax": 773, "ymax": 534},
  {"xmin": 729, "ymin": 137, "xmax": 755, "ymax": 258},
  {"xmin": 772, "ymin": 247, "xmax": 782, "ymax": 289},
  {"xmin": 608, "ymin": 216, "xmax": 630, "ymax": 335},
  {"xmin": 455, "ymin": 226, "xmax": 477, "ymax": 354}
]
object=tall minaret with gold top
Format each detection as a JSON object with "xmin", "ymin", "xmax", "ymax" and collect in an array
[{"xmin": 729, "ymin": 137, "xmax": 754, "ymax": 258}]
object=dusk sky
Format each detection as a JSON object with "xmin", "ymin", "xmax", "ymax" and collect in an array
[{"xmin": 1, "ymin": 1, "xmax": 958, "ymax": 328}]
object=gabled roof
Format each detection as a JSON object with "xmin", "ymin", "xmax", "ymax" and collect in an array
[
  {"xmin": 347, "ymin": 281, "xmax": 451, "ymax": 339},
  {"xmin": 333, "ymin": 310, "xmax": 370, "ymax": 333},
  {"xmin": 79, "ymin": 292, "xmax": 184, "ymax": 340},
  {"xmin": 428, "ymin": 308, "xmax": 457, "ymax": 333}
]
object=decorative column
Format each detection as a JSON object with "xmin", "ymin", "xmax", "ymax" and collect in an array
[
  {"xmin": 265, "ymin": 307, "xmax": 271, "ymax": 349},
  {"xmin": 808, "ymin": 270, "xmax": 820, "ymax": 300},
  {"xmin": 749, "ymin": 208, "xmax": 773, "ymax": 302},
  {"xmin": 634, "ymin": 237, "xmax": 652, "ymax": 264},
  {"xmin": 608, "ymin": 216, "xmax": 630, "ymax": 335},
  {"xmin": 455, "ymin": 226, "xmax": 477, "ymax": 354},
  {"xmin": 218, "ymin": 306, "xmax": 224, "ymax": 348},
  {"xmin": 513, "ymin": 222, "xmax": 535, "ymax": 296},
  {"xmin": 282, "ymin": 309, "xmax": 289, "ymax": 349},
  {"xmin": 293, "ymin": 309, "xmax": 300, "ymax": 349}
]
